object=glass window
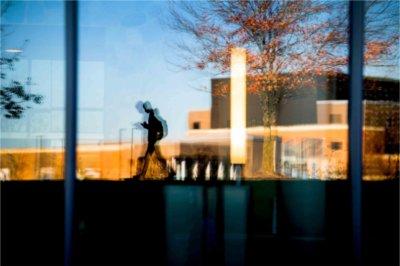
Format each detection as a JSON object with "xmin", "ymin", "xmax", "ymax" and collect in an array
[
  {"xmin": 76, "ymin": 0, "xmax": 353, "ymax": 181},
  {"xmin": 363, "ymin": 1, "xmax": 399, "ymax": 181},
  {"xmin": 361, "ymin": 3, "xmax": 399, "ymax": 265},
  {"xmin": 0, "ymin": 1, "xmax": 65, "ymax": 180},
  {"xmin": 192, "ymin": 122, "xmax": 200, "ymax": 129},
  {"xmin": 329, "ymin": 114, "xmax": 342, "ymax": 123},
  {"xmin": 2, "ymin": 1, "xmax": 398, "ymax": 265},
  {"xmin": 331, "ymin": 141, "xmax": 343, "ymax": 150}
]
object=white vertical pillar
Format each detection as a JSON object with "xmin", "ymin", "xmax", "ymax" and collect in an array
[
  {"xmin": 176, "ymin": 163, "xmax": 181, "ymax": 181},
  {"xmin": 217, "ymin": 161, "xmax": 225, "ymax": 180},
  {"xmin": 205, "ymin": 162, "xmax": 211, "ymax": 181},
  {"xmin": 229, "ymin": 164, "xmax": 234, "ymax": 181},
  {"xmin": 181, "ymin": 159, "xmax": 186, "ymax": 180},
  {"xmin": 230, "ymin": 47, "xmax": 247, "ymax": 165},
  {"xmin": 192, "ymin": 161, "xmax": 198, "ymax": 180}
]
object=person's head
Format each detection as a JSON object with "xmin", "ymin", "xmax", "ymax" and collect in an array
[
  {"xmin": 135, "ymin": 101, "xmax": 144, "ymax": 113},
  {"xmin": 143, "ymin": 101, "xmax": 153, "ymax": 113}
]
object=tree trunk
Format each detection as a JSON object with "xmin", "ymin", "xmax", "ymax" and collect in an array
[{"xmin": 262, "ymin": 111, "xmax": 277, "ymax": 176}]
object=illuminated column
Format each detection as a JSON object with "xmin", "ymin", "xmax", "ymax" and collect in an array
[
  {"xmin": 205, "ymin": 162, "xmax": 211, "ymax": 181},
  {"xmin": 181, "ymin": 159, "xmax": 186, "ymax": 180},
  {"xmin": 230, "ymin": 47, "xmax": 247, "ymax": 180}
]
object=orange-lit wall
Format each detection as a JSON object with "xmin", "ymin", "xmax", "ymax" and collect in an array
[
  {"xmin": 188, "ymin": 110, "xmax": 211, "ymax": 129},
  {"xmin": 0, "ymin": 126, "xmax": 395, "ymax": 181}
]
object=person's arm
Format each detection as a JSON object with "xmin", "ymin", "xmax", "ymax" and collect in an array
[{"xmin": 141, "ymin": 122, "xmax": 149, "ymax": 129}]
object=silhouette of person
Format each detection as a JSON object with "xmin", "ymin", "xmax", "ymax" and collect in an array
[{"xmin": 137, "ymin": 101, "xmax": 167, "ymax": 179}]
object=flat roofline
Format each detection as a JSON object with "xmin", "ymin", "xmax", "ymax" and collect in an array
[
  {"xmin": 188, "ymin": 109, "xmax": 211, "ymax": 113},
  {"xmin": 317, "ymin": 100, "xmax": 348, "ymax": 105},
  {"xmin": 316, "ymin": 99, "xmax": 400, "ymax": 105},
  {"xmin": 187, "ymin": 124, "xmax": 385, "ymax": 134}
]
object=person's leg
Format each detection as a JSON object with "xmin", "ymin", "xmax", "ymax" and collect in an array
[
  {"xmin": 154, "ymin": 144, "xmax": 167, "ymax": 170},
  {"xmin": 154, "ymin": 144, "xmax": 163, "ymax": 160},
  {"xmin": 140, "ymin": 142, "xmax": 155, "ymax": 178}
]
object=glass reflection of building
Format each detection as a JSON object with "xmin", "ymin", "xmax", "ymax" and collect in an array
[
  {"xmin": 0, "ymin": 3, "xmax": 105, "ymax": 180},
  {"xmin": 1, "ymin": 5, "xmax": 103, "ymax": 150},
  {"xmin": 0, "ymin": 58, "xmax": 105, "ymax": 180},
  {"xmin": 3, "ymin": 71, "xmax": 398, "ymax": 181},
  {"xmin": 0, "ymin": 60, "xmax": 105, "ymax": 148},
  {"xmin": 186, "ymin": 74, "xmax": 399, "ymax": 180}
]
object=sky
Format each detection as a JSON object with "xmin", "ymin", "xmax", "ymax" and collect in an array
[{"xmin": 1, "ymin": 0, "xmax": 399, "ymax": 148}]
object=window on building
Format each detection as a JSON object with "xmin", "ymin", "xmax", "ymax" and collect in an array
[
  {"xmin": 304, "ymin": 139, "xmax": 323, "ymax": 157},
  {"xmin": 331, "ymin": 141, "xmax": 343, "ymax": 150},
  {"xmin": 329, "ymin": 114, "xmax": 342, "ymax": 123},
  {"xmin": 193, "ymin": 122, "xmax": 201, "ymax": 129}
]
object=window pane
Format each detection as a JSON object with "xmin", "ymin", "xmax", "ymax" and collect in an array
[
  {"xmin": 362, "ymin": 2, "xmax": 399, "ymax": 265},
  {"xmin": 77, "ymin": 1, "xmax": 352, "ymax": 181},
  {"xmin": 0, "ymin": 1, "xmax": 65, "ymax": 180},
  {"xmin": 363, "ymin": 1, "xmax": 399, "ymax": 181},
  {"xmin": 1, "ymin": 1, "xmax": 65, "ymax": 264},
  {"xmin": 75, "ymin": 1, "xmax": 361, "ymax": 265}
]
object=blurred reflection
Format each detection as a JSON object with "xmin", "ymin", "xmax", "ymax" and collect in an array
[
  {"xmin": 165, "ymin": 186, "xmax": 203, "ymax": 265},
  {"xmin": 223, "ymin": 186, "xmax": 249, "ymax": 266},
  {"xmin": 363, "ymin": 0, "xmax": 399, "ymax": 180},
  {"xmin": 1, "ymin": 4, "xmax": 43, "ymax": 119},
  {"xmin": 2, "ymin": 1, "xmax": 397, "ymax": 181},
  {"xmin": 134, "ymin": 101, "xmax": 169, "ymax": 179},
  {"xmin": 0, "ymin": 1, "xmax": 65, "ymax": 180},
  {"xmin": 164, "ymin": 185, "xmax": 250, "ymax": 265}
]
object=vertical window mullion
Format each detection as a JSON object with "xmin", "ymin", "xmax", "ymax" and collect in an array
[
  {"xmin": 64, "ymin": 0, "xmax": 78, "ymax": 265},
  {"xmin": 348, "ymin": 0, "xmax": 364, "ymax": 263}
]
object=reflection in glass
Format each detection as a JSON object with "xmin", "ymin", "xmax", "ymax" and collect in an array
[
  {"xmin": 72, "ymin": 1, "xmax": 397, "ymax": 181},
  {"xmin": 134, "ymin": 101, "xmax": 169, "ymax": 179},
  {"xmin": 363, "ymin": 1, "xmax": 399, "ymax": 180},
  {"xmin": 0, "ymin": 1, "xmax": 65, "ymax": 180},
  {"xmin": 230, "ymin": 47, "xmax": 247, "ymax": 166}
]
